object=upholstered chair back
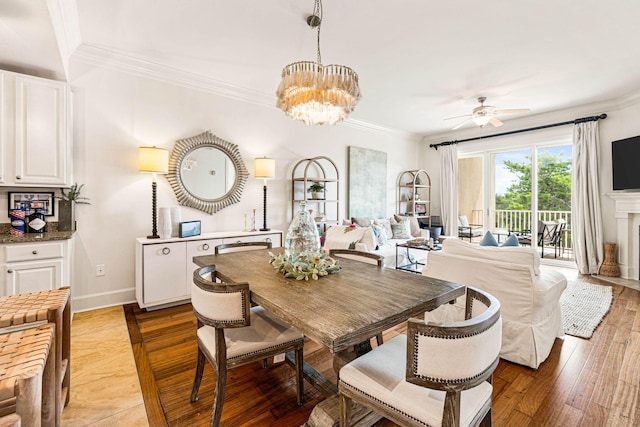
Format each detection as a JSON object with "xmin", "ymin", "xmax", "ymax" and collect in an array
[
  {"xmin": 191, "ymin": 265, "xmax": 251, "ymax": 328},
  {"xmin": 407, "ymin": 287, "xmax": 501, "ymax": 390}
]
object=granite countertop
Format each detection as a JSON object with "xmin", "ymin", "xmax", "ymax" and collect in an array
[{"xmin": 0, "ymin": 223, "xmax": 74, "ymax": 244}]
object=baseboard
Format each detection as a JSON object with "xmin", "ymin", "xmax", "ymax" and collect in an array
[{"xmin": 72, "ymin": 287, "xmax": 137, "ymax": 313}]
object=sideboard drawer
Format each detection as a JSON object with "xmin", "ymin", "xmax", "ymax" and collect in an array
[{"xmin": 5, "ymin": 242, "xmax": 65, "ymax": 262}]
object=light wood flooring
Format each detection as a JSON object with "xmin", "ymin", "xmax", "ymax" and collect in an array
[{"xmin": 62, "ymin": 266, "xmax": 640, "ymax": 426}]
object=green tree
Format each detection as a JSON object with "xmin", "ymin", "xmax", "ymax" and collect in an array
[{"xmin": 495, "ymin": 151, "xmax": 571, "ymax": 211}]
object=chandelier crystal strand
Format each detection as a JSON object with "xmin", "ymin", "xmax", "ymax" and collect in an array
[{"xmin": 275, "ymin": 0, "xmax": 361, "ymax": 126}]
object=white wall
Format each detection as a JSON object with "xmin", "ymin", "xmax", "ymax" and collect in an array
[
  {"xmin": 67, "ymin": 62, "xmax": 422, "ymax": 311},
  {"xmin": 420, "ymin": 93, "xmax": 640, "ymax": 246}
]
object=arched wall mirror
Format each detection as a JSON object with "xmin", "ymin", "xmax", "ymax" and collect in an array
[{"xmin": 166, "ymin": 131, "xmax": 248, "ymax": 214}]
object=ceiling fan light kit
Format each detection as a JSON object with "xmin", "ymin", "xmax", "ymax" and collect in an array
[
  {"xmin": 276, "ymin": 0, "xmax": 361, "ymax": 125},
  {"xmin": 448, "ymin": 96, "xmax": 530, "ymax": 130}
]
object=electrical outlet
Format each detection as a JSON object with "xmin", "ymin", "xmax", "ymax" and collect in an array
[
  {"xmin": 273, "ymin": 353, "xmax": 286, "ymax": 363},
  {"xmin": 96, "ymin": 264, "xmax": 106, "ymax": 276}
]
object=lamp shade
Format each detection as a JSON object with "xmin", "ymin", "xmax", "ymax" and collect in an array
[
  {"xmin": 139, "ymin": 146, "xmax": 169, "ymax": 174},
  {"xmin": 254, "ymin": 157, "xmax": 276, "ymax": 179}
]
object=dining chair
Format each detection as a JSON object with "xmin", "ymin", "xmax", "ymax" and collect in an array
[
  {"xmin": 214, "ymin": 241, "xmax": 272, "ymax": 254},
  {"xmin": 328, "ymin": 249, "xmax": 385, "ymax": 347},
  {"xmin": 189, "ymin": 265, "xmax": 304, "ymax": 426},
  {"xmin": 328, "ymin": 249, "xmax": 384, "ymax": 267},
  {"xmin": 339, "ymin": 287, "xmax": 502, "ymax": 427}
]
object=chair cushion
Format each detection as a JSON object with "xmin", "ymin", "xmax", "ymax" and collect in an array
[
  {"xmin": 340, "ymin": 335, "xmax": 492, "ymax": 427},
  {"xmin": 198, "ymin": 306, "xmax": 303, "ymax": 362}
]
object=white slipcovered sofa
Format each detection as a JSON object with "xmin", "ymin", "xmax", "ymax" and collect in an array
[
  {"xmin": 422, "ymin": 238, "xmax": 567, "ymax": 369},
  {"xmin": 321, "ymin": 215, "xmax": 430, "ymax": 268}
]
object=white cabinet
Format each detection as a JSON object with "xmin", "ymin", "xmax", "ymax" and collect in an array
[
  {"xmin": 135, "ymin": 230, "xmax": 282, "ymax": 310},
  {"xmin": 1, "ymin": 240, "xmax": 71, "ymax": 296},
  {"xmin": 0, "ymin": 70, "xmax": 71, "ymax": 186}
]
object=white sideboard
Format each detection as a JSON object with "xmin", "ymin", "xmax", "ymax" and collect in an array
[{"xmin": 135, "ymin": 230, "xmax": 283, "ymax": 310}]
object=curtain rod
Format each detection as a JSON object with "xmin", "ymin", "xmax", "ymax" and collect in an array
[{"xmin": 429, "ymin": 113, "xmax": 608, "ymax": 150}]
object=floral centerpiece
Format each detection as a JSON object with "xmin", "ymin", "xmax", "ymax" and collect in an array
[{"xmin": 269, "ymin": 251, "xmax": 341, "ymax": 280}]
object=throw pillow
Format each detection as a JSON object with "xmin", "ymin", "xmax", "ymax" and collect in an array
[
  {"xmin": 459, "ymin": 215, "xmax": 470, "ymax": 228},
  {"xmin": 351, "ymin": 217, "xmax": 372, "ymax": 227},
  {"xmin": 371, "ymin": 224, "xmax": 388, "ymax": 247},
  {"xmin": 390, "ymin": 216, "xmax": 412, "ymax": 239},
  {"xmin": 500, "ymin": 233, "xmax": 520, "ymax": 247},
  {"xmin": 394, "ymin": 214, "xmax": 421, "ymax": 237},
  {"xmin": 342, "ymin": 219, "xmax": 352, "ymax": 226},
  {"xmin": 479, "ymin": 231, "xmax": 499, "ymax": 247},
  {"xmin": 373, "ymin": 218, "xmax": 393, "ymax": 239}
]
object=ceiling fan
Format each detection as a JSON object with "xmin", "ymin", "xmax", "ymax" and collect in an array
[{"xmin": 446, "ymin": 97, "xmax": 531, "ymax": 130}]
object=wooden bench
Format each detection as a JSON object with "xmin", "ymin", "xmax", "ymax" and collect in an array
[
  {"xmin": 0, "ymin": 287, "xmax": 70, "ymax": 424},
  {"xmin": 0, "ymin": 324, "xmax": 56, "ymax": 426}
]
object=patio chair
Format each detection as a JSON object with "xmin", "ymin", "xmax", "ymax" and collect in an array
[
  {"xmin": 189, "ymin": 265, "xmax": 304, "ymax": 426},
  {"xmin": 339, "ymin": 287, "xmax": 502, "ymax": 427},
  {"xmin": 517, "ymin": 220, "xmax": 558, "ymax": 257},
  {"xmin": 457, "ymin": 215, "xmax": 483, "ymax": 241}
]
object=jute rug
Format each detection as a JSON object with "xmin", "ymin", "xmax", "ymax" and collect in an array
[{"xmin": 560, "ymin": 281, "xmax": 613, "ymax": 338}]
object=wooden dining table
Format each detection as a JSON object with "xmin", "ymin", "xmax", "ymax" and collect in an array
[{"xmin": 193, "ymin": 248, "xmax": 465, "ymax": 426}]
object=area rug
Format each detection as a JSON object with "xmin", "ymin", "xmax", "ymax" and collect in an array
[{"xmin": 560, "ymin": 281, "xmax": 613, "ymax": 338}]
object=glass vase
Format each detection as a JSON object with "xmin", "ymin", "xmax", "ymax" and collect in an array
[{"xmin": 285, "ymin": 201, "xmax": 320, "ymax": 257}]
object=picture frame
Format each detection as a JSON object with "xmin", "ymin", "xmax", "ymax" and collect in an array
[
  {"xmin": 179, "ymin": 220, "xmax": 201, "ymax": 238},
  {"xmin": 8, "ymin": 192, "xmax": 55, "ymax": 217},
  {"xmin": 414, "ymin": 202, "xmax": 427, "ymax": 214}
]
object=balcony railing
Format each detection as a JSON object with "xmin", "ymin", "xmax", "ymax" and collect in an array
[{"xmin": 494, "ymin": 209, "xmax": 572, "ymax": 253}]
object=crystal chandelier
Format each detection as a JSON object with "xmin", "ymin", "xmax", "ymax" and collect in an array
[{"xmin": 276, "ymin": 0, "xmax": 361, "ymax": 126}]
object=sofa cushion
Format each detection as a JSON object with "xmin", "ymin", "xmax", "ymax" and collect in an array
[
  {"xmin": 394, "ymin": 214, "xmax": 421, "ymax": 237},
  {"xmin": 324, "ymin": 226, "xmax": 377, "ymax": 252},
  {"xmin": 351, "ymin": 217, "xmax": 372, "ymax": 227},
  {"xmin": 390, "ymin": 216, "xmax": 412, "ymax": 239},
  {"xmin": 371, "ymin": 224, "xmax": 388, "ymax": 247},
  {"xmin": 501, "ymin": 233, "xmax": 520, "ymax": 247},
  {"xmin": 479, "ymin": 231, "xmax": 499, "ymax": 247},
  {"xmin": 373, "ymin": 218, "xmax": 393, "ymax": 239},
  {"xmin": 442, "ymin": 238, "xmax": 541, "ymax": 275}
]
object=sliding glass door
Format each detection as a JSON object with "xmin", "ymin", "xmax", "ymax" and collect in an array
[{"xmin": 458, "ymin": 143, "xmax": 573, "ymax": 261}]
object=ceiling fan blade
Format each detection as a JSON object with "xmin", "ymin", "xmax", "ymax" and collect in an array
[
  {"xmin": 452, "ymin": 118, "xmax": 472, "ymax": 130},
  {"xmin": 494, "ymin": 108, "xmax": 531, "ymax": 115},
  {"xmin": 444, "ymin": 114, "xmax": 472, "ymax": 121},
  {"xmin": 489, "ymin": 117, "xmax": 503, "ymax": 127}
]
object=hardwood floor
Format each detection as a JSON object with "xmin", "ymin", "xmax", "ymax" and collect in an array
[{"xmin": 121, "ymin": 267, "xmax": 640, "ymax": 426}]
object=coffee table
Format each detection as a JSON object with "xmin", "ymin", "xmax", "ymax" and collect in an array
[{"xmin": 395, "ymin": 241, "xmax": 441, "ymax": 273}]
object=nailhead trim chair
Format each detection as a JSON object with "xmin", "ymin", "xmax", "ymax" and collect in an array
[
  {"xmin": 189, "ymin": 265, "xmax": 304, "ymax": 426},
  {"xmin": 339, "ymin": 287, "xmax": 501, "ymax": 427}
]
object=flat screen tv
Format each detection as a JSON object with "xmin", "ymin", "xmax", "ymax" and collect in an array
[{"xmin": 612, "ymin": 135, "xmax": 640, "ymax": 190}]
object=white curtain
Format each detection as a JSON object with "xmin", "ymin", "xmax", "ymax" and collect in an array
[
  {"xmin": 572, "ymin": 121, "xmax": 603, "ymax": 274},
  {"xmin": 439, "ymin": 145, "xmax": 458, "ymax": 237}
]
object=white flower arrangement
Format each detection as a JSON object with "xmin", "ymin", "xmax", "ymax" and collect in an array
[{"xmin": 269, "ymin": 251, "xmax": 341, "ymax": 280}]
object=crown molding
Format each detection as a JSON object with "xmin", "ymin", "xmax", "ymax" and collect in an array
[
  {"xmin": 46, "ymin": 0, "xmax": 82, "ymax": 81},
  {"xmin": 72, "ymin": 43, "xmax": 419, "ymax": 140}
]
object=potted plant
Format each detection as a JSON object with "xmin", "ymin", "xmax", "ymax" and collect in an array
[
  {"xmin": 58, "ymin": 183, "xmax": 91, "ymax": 231},
  {"xmin": 307, "ymin": 181, "xmax": 325, "ymax": 199}
]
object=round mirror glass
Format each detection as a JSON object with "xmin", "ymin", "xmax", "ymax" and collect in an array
[
  {"xmin": 167, "ymin": 131, "xmax": 248, "ymax": 215},
  {"xmin": 180, "ymin": 147, "xmax": 237, "ymax": 200}
]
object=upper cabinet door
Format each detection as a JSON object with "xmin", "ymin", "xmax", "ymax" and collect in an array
[{"xmin": 14, "ymin": 75, "xmax": 70, "ymax": 186}]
